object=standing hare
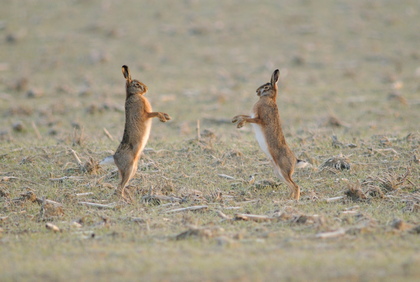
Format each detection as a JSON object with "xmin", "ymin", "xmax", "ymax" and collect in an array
[
  {"xmin": 104, "ymin": 65, "xmax": 170, "ymax": 201},
  {"xmin": 232, "ymin": 69, "xmax": 306, "ymax": 200}
]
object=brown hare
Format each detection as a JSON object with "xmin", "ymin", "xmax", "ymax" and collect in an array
[
  {"xmin": 103, "ymin": 65, "xmax": 170, "ymax": 201},
  {"xmin": 232, "ymin": 69, "xmax": 306, "ymax": 200}
]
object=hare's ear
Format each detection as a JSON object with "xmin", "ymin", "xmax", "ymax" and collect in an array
[
  {"xmin": 271, "ymin": 69, "xmax": 279, "ymax": 87},
  {"xmin": 122, "ymin": 65, "xmax": 131, "ymax": 82}
]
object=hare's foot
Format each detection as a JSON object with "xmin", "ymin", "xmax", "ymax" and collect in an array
[
  {"xmin": 115, "ymin": 187, "xmax": 134, "ymax": 204},
  {"xmin": 121, "ymin": 193, "xmax": 133, "ymax": 204},
  {"xmin": 159, "ymin": 112, "xmax": 171, "ymax": 122},
  {"xmin": 288, "ymin": 190, "xmax": 300, "ymax": 201}
]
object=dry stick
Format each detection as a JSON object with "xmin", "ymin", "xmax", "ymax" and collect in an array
[
  {"xmin": 143, "ymin": 195, "xmax": 182, "ymax": 203},
  {"xmin": 159, "ymin": 203, "xmax": 178, "ymax": 208},
  {"xmin": 70, "ymin": 149, "xmax": 86, "ymax": 172},
  {"xmin": 217, "ymin": 174, "xmax": 236, "ymax": 180},
  {"xmin": 325, "ymin": 196, "xmax": 345, "ymax": 202},
  {"xmin": 39, "ymin": 198, "xmax": 63, "ymax": 206},
  {"xmin": 196, "ymin": 119, "xmax": 201, "ymax": 140},
  {"xmin": 31, "ymin": 121, "xmax": 42, "ymax": 140},
  {"xmin": 216, "ymin": 210, "xmax": 231, "ymax": 220},
  {"xmin": 315, "ymin": 228, "xmax": 346, "ymax": 239},
  {"xmin": 76, "ymin": 192, "xmax": 94, "ymax": 197},
  {"xmin": 103, "ymin": 128, "xmax": 114, "ymax": 141},
  {"xmin": 234, "ymin": 213, "xmax": 275, "ymax": 222},
  {"xmin": 342, "ymin": 210, "xmax": 358, "ymax": 214},
  {"xmin": 344, "ymin": 205, "xmax": 359, "ymax": 210},
  {"xmin": 166, "ymin": 205, "xmax": 208, "ymax": 213},
  {"xmin": 78, "ymin": 201, "xmax": 116, "ymax": 209}
]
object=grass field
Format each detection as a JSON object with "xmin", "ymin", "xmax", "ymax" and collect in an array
[{"xmin": 1, "ymin": 0, "xmax": 419, "ymax": 281}]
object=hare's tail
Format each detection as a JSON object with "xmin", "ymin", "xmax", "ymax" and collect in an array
[
  {"xmin": 296, "ymin": 159, "xmax": 309, "ymax": 169},
  {"xmin": 100, "ymin": 155, "xmax": 115, "ymax": 166}
]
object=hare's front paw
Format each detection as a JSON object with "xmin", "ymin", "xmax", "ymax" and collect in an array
[
  {"xmin": 232, "ymin": 115, "xmax": 241, "ymax": 124},
  {"xmin": 237, "ymin": 120, "xmax": 246, "ymax": 128},
  {"xmin": 159, "ymin": 112, "xmax": 171, "ymax": 122},
  {"xmin": 232, "ymin": 115, "xmax": 246, "ymax": 128}
]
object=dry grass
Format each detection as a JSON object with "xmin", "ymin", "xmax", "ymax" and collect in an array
[{"xmin": 1, "ymin": 0, "xmax": 420, "ymax": 281}]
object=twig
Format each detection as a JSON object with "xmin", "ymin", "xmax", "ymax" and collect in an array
[
  {"xmin": 342, "ymin": 210, "xmax": 358, "ymax": 214},
  {"xmin": 216, "ymin": 210, "xmax": 231, "ymax": 220},
  {"xmin": 315, "ymin": 228, "xmax": 346, "ymax": 239},
  {"xmin": 166, "ymin": 205, "xmax": 208, "ymax": 213},
  {"xmin": 217, "ymin": 174, "xmax": 236, "ymax": 180},
  {"xmin": 371, "ymin": 148, "xmax": 399, "ymax": 155},
  {"xmin": 325, "ymin": 196, "xmax": 345, "ymax": 202},
  {"xmin": 159, "ymin": 203, "xmax": 178, "ymax": 208},
  {"xmin": 234, "ymin": 213, "xmax": 275, "ymax": 222},
  {"xmin": 103, "ymin": 128, "xmax": 114, "ymax": 141},
  {"xmin": 196, "ymin": 119, "xmax": 201, "ymax": 140},
  {"xmin": 31, "ymin": 121, "xmax": 42, "ymax": 140},
  {"xmin": 237, "ymin": 199, "xmax": 259, "ymax": 205},
  {"xmin": 36, "ymin": 198, "xmax": 63, "ymax": 206},
  {"xmin": 78, "ymin": 201, "xmax": 116, "ymax": 209},
  {"xmin": 76, "ymin": 192, "xmax": 94, "ymax": 197},
  {"xmin": 70, "ymin": 149, "xmax": 86, "ymax": 172}
]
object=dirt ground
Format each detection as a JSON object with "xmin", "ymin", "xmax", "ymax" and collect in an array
[{"xmin": 1, "ymin": 0, "xmax": 419, "ymax": 281}]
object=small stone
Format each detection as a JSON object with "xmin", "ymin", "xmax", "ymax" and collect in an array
[{"xmin": 12, "ymin": 121, "xmax": 25, "ymax": 132}]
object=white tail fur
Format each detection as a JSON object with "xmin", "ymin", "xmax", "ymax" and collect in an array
[
  {"xmin": 99, "ymin": 155, "xmax": 115, "ymax": 166},
  {"xmin": 296, "ymin": 159, "xmax": 310, "ymax": 169}
]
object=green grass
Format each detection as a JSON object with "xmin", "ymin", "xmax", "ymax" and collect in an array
[{"xmin": 1, "ymin": 0, "xmax": 420, "ymax": 281}]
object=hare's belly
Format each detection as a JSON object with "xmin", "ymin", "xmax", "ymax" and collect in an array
[
  {"xmin": 250, "ymin": 114, "xmax": 272, "ymax": 162},
  {"xmin": 138, "ymin": 119, "xmax": 152, "ymax": 153}
]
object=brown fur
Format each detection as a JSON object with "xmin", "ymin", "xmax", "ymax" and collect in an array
[
  {"xmin": 232, "ymin": 69, "xmax": 301, "ymax": 200},
  {"xmin": 114, "ymin": 65, "xmax": 170, "ymax": 201}
]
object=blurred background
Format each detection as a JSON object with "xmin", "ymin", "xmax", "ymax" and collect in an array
[{"xmin": 1, "ymin": 0, "xmax": 419, "ymax": 144}]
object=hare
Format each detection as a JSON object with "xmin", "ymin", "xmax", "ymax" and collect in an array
[
  {"xmin": 106, "ymin": 65, "xmax": 171, "ymax": 200},
  {"xmin": 232, "ymin": 69, "xmax": 306, "ymax": 200}
]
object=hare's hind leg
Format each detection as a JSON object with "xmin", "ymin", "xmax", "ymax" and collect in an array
[
  {"xmin": 281, "ymin": 171, "xmax": 300, "ymax": 201},
  {"xmin": 286, "ymin": 179, "xmax": 300, "ymax": 201},
  {"xmin": 117, "ymin": 166, "xmax": 130, "ymax": 198},
  {"xmin": 115, "ymin": 159, "xmax": 136, "ymax": 202},
  {"xmin": 274, "ymin": 165, "xmax": 300, "ymax": 200}
]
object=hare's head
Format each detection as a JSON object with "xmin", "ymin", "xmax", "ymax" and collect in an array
[
  {"xmin": 256, "ymin": 69, "xmax": 279, "ymax": 99},
  {"xmin": 122, "ymin": 65, "xmax": 148, "ymax": 96}
]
